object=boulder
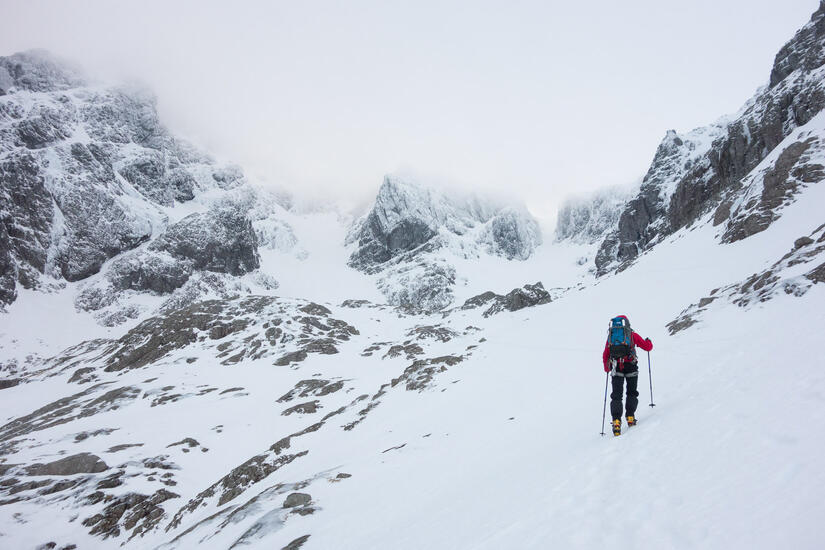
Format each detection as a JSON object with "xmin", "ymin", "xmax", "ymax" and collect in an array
[
  {"xmin": 283, "ymin": 492, "xmax": 311, "ymax": 508},
  {"xmin": 25, "ymin": 453, "xmax": 108, "ymax": 476},
  {"xmin": 462, "ymin": 282, "xmax": 553, "ymax": 317}
]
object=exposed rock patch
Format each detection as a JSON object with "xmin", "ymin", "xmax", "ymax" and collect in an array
[
  {"xmin": 77, "ymin": 296, "xmax": 359, "ymax": 372},
  {"xmin": 0, "ymin": 384, "xmax": 139, "ymax": 444},
  {"xmin": 722, "ymin": 137, "xmax": 825, "ymax": 242},
  {"xmin": 668, "ymin": 226, "xmax": 825, "ymax": 334},
  {"xmin": 383, "ymin": 343, "xmax": 425, "ymax": 360},
  {"xmin": 106, "ymin": 443, "xmax": 144, "ymax": 453},
  {"xmin": 282, "ymin": 401, "xmax": 320, "ymax": 416},
  {"xmin": 82, "ymin": 488, "xmax": 179, "ymax": 540},
  {"xmin": 392, "ymin": 355, "xmax": 464, "ymax": 392},
  {"xmin": 167, "ymin": 450, "xmax": 307, "ymax": 529},
  {"xmin": 167, "ymin": 438, "xmax": 199, "ymax": 449},
  {"xmin": 407, "ymin": 325, "xmax": 458, "ymax": 342},
  {"xmin": 462, "ymin": 282, "xmax": 553, "ymax": 317},
  {"xmin": 282, "ymin": 535, "xmax": 311, "ymax": 550},
  {"xmin": 0, "ymin": 378, "xmax": 20, "ymax": 389},
  {"xmin": 283, "ymin": 492, "xmax": 311, "ymax": 508},
  {"xmin": 277, "ymin": 379, "xmax": 344, "ymax": 403}
]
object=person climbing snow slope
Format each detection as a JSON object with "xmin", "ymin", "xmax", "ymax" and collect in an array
[{"xmin": 602, "ymin": 315, "xmax": 653, "ymax": 436}]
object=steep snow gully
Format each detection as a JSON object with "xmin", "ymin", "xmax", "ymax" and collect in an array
[{"xmin": 3, "ymin": 4, "xmax": 825, "ymax": 550}]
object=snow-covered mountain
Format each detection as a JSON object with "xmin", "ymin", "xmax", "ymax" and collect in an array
[
  {"xmin": 593, "ymin": 1, "xmax": 825, "ymax": 275},
  {"xmin": 0, "ymin": 49, "xmax": 308, "ymax": 331},
  {"xmin": 1, "ymin": 3, "xmax": 825, "ymax": 550},
  {"xmin": 346, "ymin": 174, "xmax": 542, "ymax": 310},
  {"xmin": 554, "ymin": 184, "xmax": 637, "ymax": 245}
]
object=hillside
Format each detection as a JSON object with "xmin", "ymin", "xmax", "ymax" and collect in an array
[{"xmin": 1, "ymin": 4, "xmax": 825, "ymax": 550}]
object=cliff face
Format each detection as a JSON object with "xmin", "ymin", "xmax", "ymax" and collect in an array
[
  {"xmin": 0, "ymin": 50, "xmax": 264, "ymax": 309},
  {"xmin": 347, "ymin": 175, "xmax": 542, "ymax": 310},
  {"xmin": 594, "ymin": 1, "xmax": 825, "ymax": 275},
  {"xmin": 555, "ymin": 185, "xmax": 636, "ymax": 245}
]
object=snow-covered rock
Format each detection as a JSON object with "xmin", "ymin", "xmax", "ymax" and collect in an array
[
  {"xmin": 719, "ymin": 112, "xmax": 825, "ymax": 242},
  {"xmin": 460, "ymin": 281, "xmax": 558, "ymax": 317},
  {"xmin": 0, "ymin": 49, "xmax": 301, "ymax": 318},
  {"xmin": 555, "ymin": 185, "xmax": 637, "ymax": 244},
  {"xmin": 594, "ymin": 1, "xmax": 825, "ymax": 274},
  {"xmin": 376, "ymin": 256, "xmax": 457, "ymax": 312},
  {"xmin": 348, "ymin": 174, "xmax": 542, "ymax": 309},
  {"xmin": 0, "ymin": 49, "xmax": 83, "ymax": 94},
  {"xmin": 348, "ymin": 175, "xmax": 541, "ymax": 270}
]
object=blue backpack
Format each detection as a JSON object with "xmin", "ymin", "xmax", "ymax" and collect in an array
[{"xmin": 608, "ymin": 316, "xmax": 636, "ymax": 360}]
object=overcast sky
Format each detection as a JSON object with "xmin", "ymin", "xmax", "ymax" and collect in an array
[{"xmin": 0, "ymin": 0, "xmax": 819, "ymax": 218}]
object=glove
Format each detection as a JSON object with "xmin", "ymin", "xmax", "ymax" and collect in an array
[{"xmin": 646, "ymin": 338, "xmax": 652, "ymax": 344}]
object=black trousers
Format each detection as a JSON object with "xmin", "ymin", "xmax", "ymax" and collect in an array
[{"xmin": 610, "ymin": 366, "xmax": 639, "ymax": 420}]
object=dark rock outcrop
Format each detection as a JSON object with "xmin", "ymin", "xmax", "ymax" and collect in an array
[
  {"xmin": 149, "ymin": 207, "xmax": 260, "ymax": 277},
  {"xmin": 277, "ymin": 379, "xmax": 344, "ymax": 403},
  {"xmin": 283, "ymin": 492, "xmax": 311, "ymax": 508},
  {"xmin": 347, "ymin": 176, "xmax": 445, "ymax": 272},
  {"xmin": 0, "ymin": 384, "xmax": 140, "ymax": 444},
  {"xmin": 118, "ymin": 153, "xmax": 195, "ymax": 206},
  {"xmin": 99, "ymin": 204, "xmax": 260, "ymax": 298},
  {"xmin": 282, "ymin": 401, "xmax": 320, "ymax": 416},
  {"xmin": 392, "ymin": 355, "xmax": 464, "ymax": 391},
  {"xmin": 67, "ymin": 296, "xmax": 359, "ymax": 372},
  {"xmin": 722, "ymin": 136, "xmax": 825, "ymax": 242},
  {"xmin": 0, "ymin": 152, "xmax": 54, "ymax": 302},
  {"xmin": 282, "ymin": 535, "xmax": 311, "ymax": 550},
  {"xmin": 0, "ymin": 378, "xmax": 20, "ymax": 389},
  {"xmin": 167, "ymin": 450, "xmax": 307, "ymax": 528},
  {"xmin": 82, "ymin": 488, "xmax": 179, "ymax": 540},
  {"xmin": 107, "ymin": 251, "xmax": 193, "ymax": 295},
  {"xmin": 462, "ymin": 282, "xmax": 553, "ymax": 317},
  {"xmin": 24, "ymin": 453, "xmax": 108, "ymax": 476}
]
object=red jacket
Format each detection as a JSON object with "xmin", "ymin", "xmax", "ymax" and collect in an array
[{"xmin": 603, "ymin": 331, "xmax": 653, "ymax": 372}]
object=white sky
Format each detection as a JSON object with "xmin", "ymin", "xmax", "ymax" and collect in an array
[{"xmin": 0, "ymin": 0, "xmax": 819, "ymax": 218}]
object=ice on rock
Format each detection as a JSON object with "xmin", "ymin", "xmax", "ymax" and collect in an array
[
  {"xmin": 593, "ymin": 1, "xmax": 825, "ymax": 275},
  {"xmin": 348, "ymin": 174, "xmax": 542, "ymax": 309},
  {"xmin": 0, "ymin": 49, "xmax": 300, "ymax": 314},
  {"xmin": 555, "ymin": 185, "xmax": 636, "ymax": 245}
]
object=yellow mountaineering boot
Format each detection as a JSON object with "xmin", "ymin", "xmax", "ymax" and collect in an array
[
  {"xmin": 627, "ymin": 415, "xmax": 636, "ymax": 427},
  {"xmin": 612, "ymin": 419, "xmax": 621, "ymax": 436}
]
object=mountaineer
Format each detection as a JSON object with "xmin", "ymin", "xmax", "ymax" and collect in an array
[{"xmin": 603, "ymin": 315, "xmax": 653, "ymax": 436}]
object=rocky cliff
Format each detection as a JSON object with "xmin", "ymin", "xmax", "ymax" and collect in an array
[
  {"xmin": 593, "ymin": 1, "xmax": 825, "ymax": 274},
  {"xmin": 555, "ymin": 185, "xmax": 636, "ymax": 244},
  {"xmin": 0, "ymin": 50, "xmax": 291, "ymax": 315},
  {"xmin": 347, "ymin": 175, "xmax": 542, "ymax": 310}
]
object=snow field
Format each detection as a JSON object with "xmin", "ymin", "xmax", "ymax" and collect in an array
[{"xmin": 1, "ymin": 171, "xmax": 823, "ymax": 550}]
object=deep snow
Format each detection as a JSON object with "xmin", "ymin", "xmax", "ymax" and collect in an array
[{"xmin": 1, "ymin": 170, "xmax": 823, "ymax": 549}]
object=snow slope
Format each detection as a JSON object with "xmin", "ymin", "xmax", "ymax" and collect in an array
[
  {"xmin": 292, "ymin": 179, "xmax": 825, "ymax": 550},
  {"xmin": 1, "ymin": 169, "xmax": 823, "ymax": 549},
  {"xmin": 3, "ymin": 5, "xmax": 825, "ymax": 548}
]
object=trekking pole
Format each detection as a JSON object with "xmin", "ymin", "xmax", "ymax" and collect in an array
[
  {"xmin": 647, "ymin": 350, "xmax": 655, "ymax": 407},
  {"xmin": 600, "ymin": 370, "xmax": 609, "ymax": 436}
]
